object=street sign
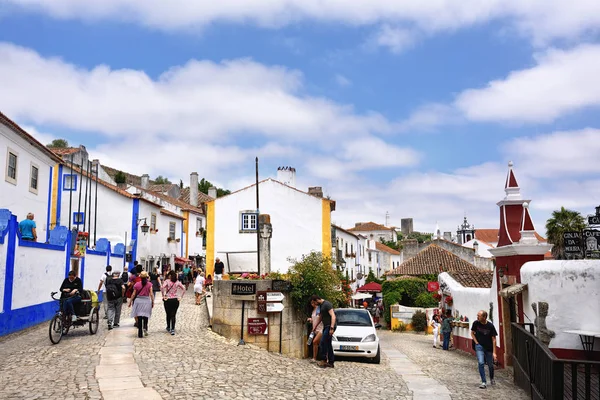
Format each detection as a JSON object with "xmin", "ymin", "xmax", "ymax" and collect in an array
[
  {"xmin": 583, "ymin": 229, "xmax": 600, "ymax": 259},
  {"xmin": 563, "ymin": 231, "xmax": 583, "ymax": 257},
  {"xmin": 248, "ymin": 318, "xmax": 268, "ymax": 335},
  {"xmin": 266, "ymin": 302, "xmax": 284, "ymax": 313},
  {"xmin": 257, "ymin": 302, "xmax": 267, "ymax": 313},
  {"xmin": 427, "ymin": 282, "xmax": 439, "ymax": 292},
  {"xmin": 272, "ymin": 280, "xmax": 291, "ymax": 292},
  {"xmin": 589, "ymin": 215, "xmax": 600, "ymax": 225},
  {"xmin": 266, "ymin": 292, "xmax": 284, "ymax": 302}
]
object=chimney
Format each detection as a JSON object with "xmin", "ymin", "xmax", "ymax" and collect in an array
[
  {"xmin": 308, "ymin": 186, "xmax": 323, "ymax": 198},
  {"xmin": 355, "ymin": 222, "xmax": 363, "ymax": 228},
  {"xmin": 473, "ymin": 240, "xmax": 479, "ymax": 255},
  {"xmin": 141, "ymin": 174, "xmax": 150, "ymax": 189},
  {"xmin": 190, "ymin": 172, "xmax": 199, "ymax": 207},
  {"xmin": 92, "ymin": 159, "xmax": 100, "ymax": 178},
  {"xmin": 276, "ymin": 166, "xmax": 296, "ymax": 188},
  {"xmin": 208, "ymin": 186, "xmax": 217, "ymax": 199}
]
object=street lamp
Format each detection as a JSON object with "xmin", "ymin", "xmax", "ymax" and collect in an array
[{"xmin": 137, "ymin": 218, "xmax": 150, "ymax": 234}]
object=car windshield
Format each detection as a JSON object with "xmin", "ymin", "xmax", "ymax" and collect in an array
[{"xmin": 335, "ymin": 309, "xmax": 373, "ymax": 327}]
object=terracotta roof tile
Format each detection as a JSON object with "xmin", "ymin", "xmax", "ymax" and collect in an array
[
  {"xmin": 375, "ymin": 241, "xmax": 401, "ymax": 255},
  {"xmin": 388, "ymin": 244, "xmax": 480, "ymax": 276},
  {"xmin": 447, "ymin": 270, "xmax": 493, "ymax": 288},
  {"xmin": 48, "ymin": 147, "xmax": 80, "ymax": 156},
  {"xmin": 132, "ymin": 185, "xmax": 203, "ymax": 214},
  {"xmin": 0, "ymin": 111, "xmax": 63, "ymax": 163},
  {"xmin": 348, "ymin": 222, "xmax": 391, "ymax": 232},
  {"xmin": 148, "ymin": 183, "xmax": 179, "ymax": 193},
  {"xmin": 179, "ymin": 187, "xmax": 214, "ymax": 205},
  {"xmin": 102, "ymin": 165, "xmax": 147, "ymax": 187},
  {"xmin": 475, "ymin": 228, "xmax": 546, "ymax": 244}
]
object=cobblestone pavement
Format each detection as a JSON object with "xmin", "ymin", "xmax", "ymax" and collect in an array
[
  {"xmin": 379, "ymin": 331, "xmax": 529, "ymax": 400},
  {"xmin": 0, "ymin": 291, "xmax": 411, "ymax": 399}
]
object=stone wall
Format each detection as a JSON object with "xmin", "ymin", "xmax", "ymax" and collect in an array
[{"xmin": 211, "ymin": 280, "xmax": 306, "ymax": 358}]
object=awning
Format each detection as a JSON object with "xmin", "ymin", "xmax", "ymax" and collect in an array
[
  {"xmin": 499, "ymin": 283, "xmax": 527, "ymax": 298},
  {"xmin": 351, "ymin": 293, "xmax": 373, "ymax": 300},
  {"xmin": 174, "ymin": 256, "xmax": 192, "ymax": 264}
]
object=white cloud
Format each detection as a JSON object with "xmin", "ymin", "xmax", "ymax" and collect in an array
[
  {"xmin": 7, "ymin": 0, "xmax": 600, "ymax": 44},
  {"xmin": 455, "ymin": 45, "xmax": 600, "ymax": 123},
  {"xmin": 334, "ymin": 74, "xmax": 351, "ymax": 87},
  {"xmin": 19, "ymin": 125, "xmax": 56, "ymax": 147},
  {"xmin": 342, "ymin": 137, "xmax": 420, "ymax": 168},
  {"xmin": 0, "ymin": 42, "xmax": 394, "ymax": 142},
  {"xmin": 369, "ymin": 25, "xmax": 417, "ymax": 54}
]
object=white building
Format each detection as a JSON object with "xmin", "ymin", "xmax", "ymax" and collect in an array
[
  {"xmin": 348, "ymin": 221, "xmax": 398, "ymax": 244},
  {"xmin": 206, "ymin": 173, "xmax": 335, "ymax": 276},
  {"xmin": 375, "ymin": 241, "xmax": 402, "ymax": 275},
  {"xmin": 332, "ymin": 224, "xmax": 363, "ymax": 280},
  {"xmin": 0, "ymin": 112, "xmax": 62, "ymax": 242}
]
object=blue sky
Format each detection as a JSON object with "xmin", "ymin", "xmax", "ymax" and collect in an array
[{"xmin": 1, "ymin": 1, "xmax": 600, "ymax": 234}]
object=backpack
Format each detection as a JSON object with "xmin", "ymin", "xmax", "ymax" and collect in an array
[{"xmin": 105, "ymin": 277, "xmax": 122, "ymax": 301}]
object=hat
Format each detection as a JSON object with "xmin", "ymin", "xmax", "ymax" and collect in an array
[{"xmin": 140, "ymin": 271, "xmax": 149, "ymax": 279}]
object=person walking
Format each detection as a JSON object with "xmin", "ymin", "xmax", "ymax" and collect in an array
[
  {"xmin": 214, "ymin": 258, "xmax": 224, "ymax": 280},
  {"xmin": 97, "ymin": 265, "xmax": 112, "ymax": 319},
  {"xmin": 307, "ymin": 300, "xmax": 323, "ymax": 363},
  {"xmin": 18, "ymin": 213, "xmax": 37, "ymax": 241},
  {"xmin": 150, "ymin": 267, "xmax": 162, "ymax": 300},
  {"xmin": 430, "ymin": 312, "xmax": 441, "ymax": 349},
  {"xmin": 183, "ymin": 264, "xmax": 191, "ymax": 290},
  {"xmin": 471, "ymin": 310, "xmax": 498, "ymax": 389},
  {"xmin": 194, "ymin": 272, "xmax": 205, "ymax": 305},
  {"xmin": 441, "ymin": 309, "xmax": 453, "ymax": 350},
  {"xmin": 105, "ymin": 271, "xmax": 125, "ymax": 329},
  {"xmin": 309, "ymin": 294, "xmax": 336, "ymax": 368},
  {"xmin": 129, "ymin": 271, "xmax": 154, "ymax": 338},
  {"xmin": 162, "ymin": 270, "xmax": 186, "ymax": 335}
]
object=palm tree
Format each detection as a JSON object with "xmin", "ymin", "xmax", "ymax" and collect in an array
[{"xmin": 545, "ymin": 207, "xmax": 586, "ymax": 259}]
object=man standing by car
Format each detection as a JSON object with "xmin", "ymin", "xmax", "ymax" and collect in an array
[
  {"xmin": 471, "ymin": 310, "xmax": 498, "ymax": 389},
  {"xmin": 310, "ymin": 295, "xmax": 336, "ymax": 368}
]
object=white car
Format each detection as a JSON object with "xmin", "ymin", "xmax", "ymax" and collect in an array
[{"xmin": 332, "ymin": 308, "xmax": 381, "ymax": 363}]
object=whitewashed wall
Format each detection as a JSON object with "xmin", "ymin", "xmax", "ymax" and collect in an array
[
  {"xmin": 213, "ymin": 180, "xmax": 325, "ymax": 273},
  {"xmin": 439, "ymin": 272, "xmax": 501, "ymax": 347},
  {"xmin": 187, "ymin": 211, "xmax": 205, "ymax": 257},
  {"xmin": 12, "ymin": 244, "xmax": 65, "ymax": 309},
  {"xmin": 84, "ymin": 252, "xmax": 109, "ymax": 291},
  {"xmin": 0, "ymin": 124, "xmax": 55, "ymax": 238},
  {"xmin": 335, "ymin": 227, "xmax": 359, "ymax": 278},
  {"xmin": 521, "ymin": 260, "xmax": 600, "ymax": 351},
  {"xmin": 136, "ymin": 201, "xmax": 183, "ymax": 261}
]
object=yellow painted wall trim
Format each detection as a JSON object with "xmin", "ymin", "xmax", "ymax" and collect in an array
[
  {"xmin": 322, "ymin": 199, "xmax": 331, "ymax": 258},
  {"xmin": 206, "ymin": 201, "xmax": 215, "ymax": 278},
  {"xmin": 50, "ymin": 164, "xmax": 60, "ymax": 230},
  {"xmin": 183, "ymin": 211, "xmax": 190, "ymax": 258}
]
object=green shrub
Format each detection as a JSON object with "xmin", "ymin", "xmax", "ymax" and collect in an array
[
  {"xmin": 411, "ymin": 311, "xmax": 428, "ymax": 332},
  {"xmin": 414, "ymin": 292, "xmax": 439, "ymax": 308}
]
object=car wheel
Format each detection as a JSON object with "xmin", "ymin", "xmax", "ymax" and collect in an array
[{"xmin": 372, "ymin": 345, "xmax": 381, "ymax": 364}]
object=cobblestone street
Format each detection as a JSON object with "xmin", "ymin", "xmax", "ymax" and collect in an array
[
  {"xmin": 0, "ymin": 291, "xmax": 410, "ymax": 400},
  {"xmin": 379, "ymin": 331, "xmax": 529, "ymax": 400}
]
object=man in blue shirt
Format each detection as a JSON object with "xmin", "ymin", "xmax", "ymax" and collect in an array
[{"xmin": 19, "ymin": 213, "xmax": 37, "ymax": 241}]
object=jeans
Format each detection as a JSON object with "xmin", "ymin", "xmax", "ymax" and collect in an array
[
  {"xmin": 442, "ymin": 331, "xmax": 451, "ymax": 350},
  {"xmin": 138, "ymin": 316, "xmax": 148, "ymax": 337},
  {"xmin": 107, "ymin": 299, "xmax": 123, "ymax": 326},
  {"xmin": 164, "ymin": 298, "xmax": 180, "ymax": 331},
  {"xmin": 320, "ymin": 325, "xmax": 335, "ymax": 366},
  {"xmin": 63, "ymin": 295, "xmax": 81, "ymax": 316},
  {"xmin": 475, "ymin": 344, "xmax": 494, "ymax": 383}
]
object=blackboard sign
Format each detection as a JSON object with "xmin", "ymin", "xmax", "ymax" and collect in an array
[
  {"xmin": 563, "ymin": 231, "xmax": 583, "ymax": 256},
  {"xmin": 231, "ymin": 282, "xmax": 256, "ymax": 296},
  {"xmin": 584, "ymin": 229, "xmax": 600, "ymax": 259},
  {"xmin": 272, "ymin": 280, "xmax": 291, "ymax": 292}
]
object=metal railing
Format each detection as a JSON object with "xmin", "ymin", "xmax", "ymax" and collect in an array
[{"xmin": 512, "ymin": 323, "xmax": 600, "ymax": 400}]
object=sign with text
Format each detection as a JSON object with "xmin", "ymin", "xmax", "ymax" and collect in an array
[
  {"xmin": 589, "ymin": 215, "xmax": 600, "ymax": 225},
  {"xmin": 231, "ymin": 282, "xmax": 256, "ymax": 296},
  {"xmin": 583, "ymin": 229, "xmax": 600, "ymax": 259},
  {"xmin": 272, "ymin": 280, "xmax": 292, "ymax": 292},
  {"xmin": 266, "ymin": 302, "xmax": 285, "ymax": 313},
  {"xmin": 248, "ymin": 318, "xmax": 268, "ymax": 335},
  {"xmin": 563, "ymin": 231, "xmax": 583, "ymax": 257},
  {"xmin": 427, "ymin": 282, "xmax": 440, "ymax": 292},
  {"xmin": 257, "ymin": 290, "xmax": 285, "ymax": 313}
]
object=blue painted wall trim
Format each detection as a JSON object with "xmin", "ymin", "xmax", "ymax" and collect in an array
[
  {"xmin": 56, "ymin": 164, "xmax": 63, "ymax": 226},
  {"xmin": 3, "ymin": 216, "xmax": 17, "ymax": 313},
  {"xmin": 18, "ymin": 239, "xmax": 64, "ymax": 251},
  {"xmin": 129, "ymin": 199, "xmax": 140, "ymax": 270},
  {"xmin": 86, "ymin": 249, "xmax": 107, "ymax": 256},
  {"xmin": 80, "ymin": 256, "xmax": 85, "ymax": 290},
  {"xmin": 0, "ymin": 300, "xmax": 56, "ymax": 337},
  {"xmin": 65, "ymin": 230, "xmax": 72, "ymax": 278},
  {"xmin": 180, "ymin": 220, "xmax": 184, "ymax": 256},
  {"xmin": 111, "ymin": 254, "xmax": 124, "ymax": 258},
  {"xmin": 46, "ymin": 165, "xmax": 53, "ymax": 242}
]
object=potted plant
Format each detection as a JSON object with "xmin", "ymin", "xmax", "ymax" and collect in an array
[{"xmin": 444, "ymin": 295, "xmax": 453, "ymax": 306}]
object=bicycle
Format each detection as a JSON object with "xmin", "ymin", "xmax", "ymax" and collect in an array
[{"xmin": 49, "ymin": 291, "xmax": 99, "ymax": 344}]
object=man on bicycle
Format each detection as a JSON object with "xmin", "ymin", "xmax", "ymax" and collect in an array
[{"xmin": 60, "ymin": 270, "xmax": 83, "ymax": 322}]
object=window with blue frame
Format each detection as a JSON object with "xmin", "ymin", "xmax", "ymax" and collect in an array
[
  {"xmin": 239, "ymin": 211, "xmax": 258, "ymax": 232},
  {"xmin": 63, "ymin": 174, "xmax": 78, "ymax": 191},
  {"xmin": 73, "ymin": 212, "xmax": 85, "ymax": 225}
]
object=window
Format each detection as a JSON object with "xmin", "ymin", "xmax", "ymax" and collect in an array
[
  {"xmin": 29, "ymin": 164, "xmax": 39, "ymax": 194},
  {"xmin": 345, "ymin": 243, "xmax": 348, "ymax": 253},
  {"xmin": 5, "ymin": 149, "xmax": 18, "ymax": 184},
  {"xmin": 368, "ymin": 252, "xmax": 372, "ymax": 262},
  {"xmin": 240, "ymin": 211, "xmax": 258, "ymax": 232},
  {"xmin": 63, "ymin": 174, "xmax": 78, "ymax": 191},
  {"xmin": 73, "ymin": 212, "xmax": 85, "ymax": 225},
  {"xmin": 169, "ymin": 222, "xmax": 176, "ymax": 240},
  {"xmin": 150, "ymin": 213, "xmax": 157, "ymax": 232},
  {"xmin": 196, "ymin": 217, "xmax": 203, "ymax": 232},
  {"xmin": 351, "ymin": 244, "xmax": 354, "ymax": 254}
]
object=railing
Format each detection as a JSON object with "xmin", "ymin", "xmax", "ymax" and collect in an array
[{"xmin": 512, "ymin": 323, "xmax": 600, "ymax": 400}]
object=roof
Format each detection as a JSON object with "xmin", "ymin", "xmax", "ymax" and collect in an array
[
  {"xmin": 447, "ymin": 270, "xmax": 493, "ymax": 289},
  {"xmin": 475, "ymin": 228, "xmax": 546, "ymax": 244},
  {"xmin": 179, "ymin": 187, "xmax": 214, "ymax": 205},
  {"xmin": 131, "ymin": 185, "xmax": 203, "ymax": 214},
  {"xmin": 332, "ymin": 224, "xmax": 359, "ymax": 239},
  {"xmin": 0, "ymin": 111, "xmax": 63, "ymax": 164},
  {"xmin": 148, "ymin": 183, "xmax": 179, "ymax": 193},
  {"xmin": 48, "ymin": 147, "xmax": 80, "ymax": 156},
  {"xmin": 160, "ymin": 209, "xmax": 185, "ymax": 220},
  {"xmin": 375, "ymin": 241, "xmax": 401, "ymax": 255},
  {"xmin": 348, "ymin": 222, "xmax": 391, "ymax": 232},
  {"xmin": 102, "ymin": 165, "xmax": 148, "ymax": 187},
  {"xmin": 388, "ymin": 244, "xmax": 480, "ymax": 276}
]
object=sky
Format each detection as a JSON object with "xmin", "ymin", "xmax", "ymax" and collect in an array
[{"xmin": 1, "ymin": 0, "xmax": 600, "ymax": 235}]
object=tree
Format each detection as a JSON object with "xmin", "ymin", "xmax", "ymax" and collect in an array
[
  {"xmin": 154, "ymin": 175, "xmax": 171, "ymax": 184},
  {"xmin": 114, "ymin": 171, "xmax": 127, "ymax": 184},
  {"xmin": 198, "ymin": 178, "xmax": 230, "ymax": 198},
  {"xmin": 546, "ymin": 207, "xmax": 586, "ymax": 259},
  {"xmin": 407, "ymin": 231, "xmax": 432, "ymax": 243},
  {"xmin": 379, "ymin": 237, "xmax": 401, "ymax": 250},
  {"xmin": 365, "ymin": 269, "xmax": 383, "ymax": 285},
  {"xmin": 47, "ymin": 139, "xmax": 69, "ymax": 148}
]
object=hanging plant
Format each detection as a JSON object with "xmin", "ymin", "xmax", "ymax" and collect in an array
[
  {"xmin": 444, "ymin": 295, "xmax": 453, "ymax": 306},
  {"xmin": 432, "ymin": 293, "xmax": 442, "ymax": 301}
]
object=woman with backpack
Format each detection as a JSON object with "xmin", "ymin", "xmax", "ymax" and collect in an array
[
  {"xmin": 162, "ymin": 270, "xmax": 186, "ymax": 335},
  {"xmin": 129, "ymin": 271, "xmax": 155, "ymax": 338}
]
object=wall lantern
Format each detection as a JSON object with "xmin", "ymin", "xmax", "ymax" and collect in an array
[
  {"xmin": 137, "ymin": 218, "xmax": 150, "ymax": 234},
  {"xmin": 498, "ymin": 265, "xmax": 508, "ymax": 278}
]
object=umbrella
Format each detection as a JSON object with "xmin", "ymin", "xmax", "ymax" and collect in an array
[
  {"xmin": 356, "ymin": 282, "xmax": 382, "ymax": 292},
  {"xmin": 351, "ymin": 293, "xmax": 373, "ymax": 300}
]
